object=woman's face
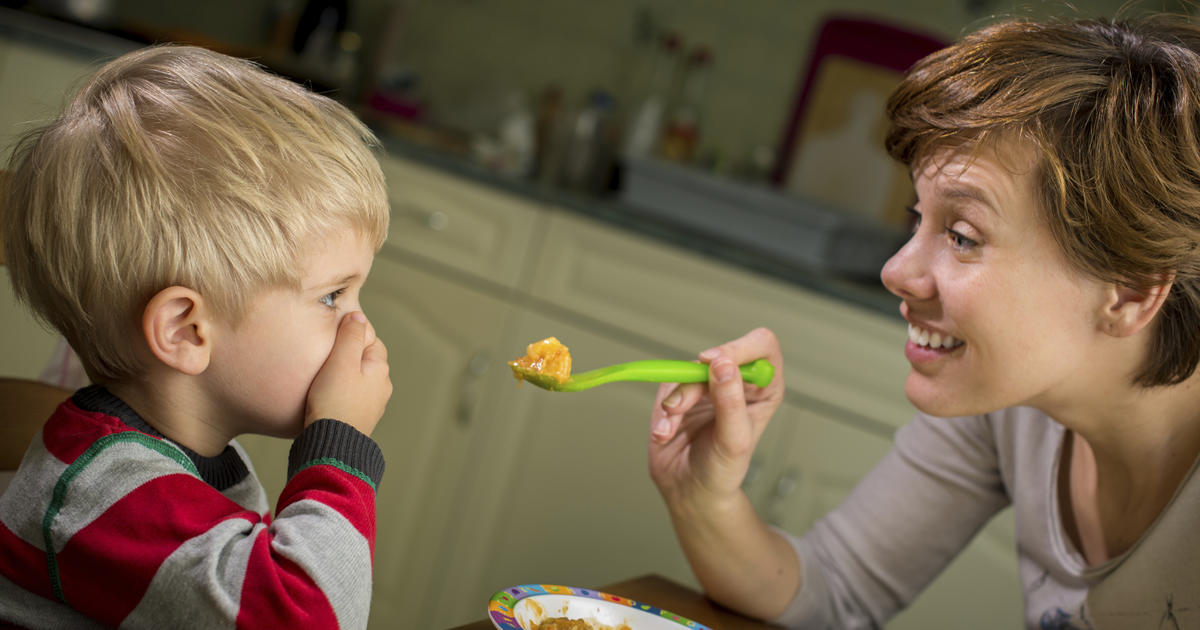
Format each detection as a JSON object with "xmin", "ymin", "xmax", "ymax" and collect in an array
[{"xmin": 880, "ymin": 143, "xmax": 1110, "ymax": 417}]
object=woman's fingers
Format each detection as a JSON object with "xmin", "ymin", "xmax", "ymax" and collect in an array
[
  {"xmin": 652, "ymin": 382, "xmax": 707, "ymax": 443},
  {"xmin": 700, "ymin": 327, "xmax": 782, "ymax": 367},
  {"xmin": 706, "ymin": 356, "xmax": 755, "ymax": 462}
]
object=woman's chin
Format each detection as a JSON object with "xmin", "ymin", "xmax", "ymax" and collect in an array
[{"xmin": 904, "ymin": 376, "xmax": 983, "ymax": 418}]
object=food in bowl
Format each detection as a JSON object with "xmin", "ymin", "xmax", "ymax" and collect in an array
[{"xmin": 534, "ymin": 617, "xmax": 630, "ymax": 630}]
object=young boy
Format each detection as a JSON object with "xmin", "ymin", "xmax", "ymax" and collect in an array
[{"xmin": 0, "ymin": 44, "xmax": 392, "ymax": 629}]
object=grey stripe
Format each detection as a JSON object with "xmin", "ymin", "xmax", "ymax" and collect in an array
[
  {"xmin": 0, "ymin": 570, "xmax": 105, "ymax": 630},
  {"xmin": 223, "ymin": 441, "xmax": 269, "ymax": 514},
  {"xmin": 0, "ymin": 431, "xmax": 66, "ymax": 548},
  {"xmin": 271, "ymin": 498, "xmax": 372, "ymax": 630},
  {"xmin": 47, "ymin": 440, "xmax": 193, "ymax": 553},
  {"xmin": 121, "ymin": 518, "xmax": 262, "ymax": 629}
]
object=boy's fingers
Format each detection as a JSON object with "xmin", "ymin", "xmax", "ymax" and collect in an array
[
  {"xmin": 361, "ymin": 336, "xmax": 388, "ymax": 368},
  {"xmin": 328, "ymin": 312, "xmax": 369, "ymax": 368}
]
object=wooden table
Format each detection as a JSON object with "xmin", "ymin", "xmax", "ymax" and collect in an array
[{"xmin": 448, "ymin": 574, "xmax": 779, "ymax": 629}]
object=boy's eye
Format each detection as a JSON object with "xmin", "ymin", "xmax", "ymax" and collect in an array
[{"xmin": 319, "ymin": 289, "xmax": 345, "ymax": 309}]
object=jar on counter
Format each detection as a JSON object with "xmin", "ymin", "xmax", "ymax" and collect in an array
[{"xmin": 560, "ymin": 90, "xmax": 619, "ymax": 195}]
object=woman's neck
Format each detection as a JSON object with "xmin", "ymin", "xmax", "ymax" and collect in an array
[{"xmin": 1051, "ymin": 372, "xmax": 1200, "ymax": 565}]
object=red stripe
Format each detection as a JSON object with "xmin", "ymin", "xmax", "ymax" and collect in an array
[
  {"xmin": 41, "ymin": 402, "xmax": 147, "ymax": 464},
  {"xmin": 236, "ymin": 532, "xmax": 338, "ymax": 628},
  {"xmin": 278, "ymin": 465, "xmax": 377, "ymax": 558},
  {"xmin": 0, "ymin": 520, "xmax": 53, "ymax": 601},
  {"xmin": 53, "ymin": 474, "xmax": 259, "ymax": 627}
]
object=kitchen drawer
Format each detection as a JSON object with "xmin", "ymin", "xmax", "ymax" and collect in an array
[
  {"xmin": 526, "ymin": 211, "xmax": 912, "ymax": 430},
  {"xmin": 378, "ymin": 153, "xmax": 546, "ymax": 289}
]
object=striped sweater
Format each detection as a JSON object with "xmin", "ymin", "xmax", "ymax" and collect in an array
[{"xmin": 0, "ymin": 386, "xmax": 385, "ymax": 629}]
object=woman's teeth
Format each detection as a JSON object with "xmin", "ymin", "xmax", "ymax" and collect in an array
[{"xmin": 908, "ymin": 324, "xmax": 964, "ymax": 350}]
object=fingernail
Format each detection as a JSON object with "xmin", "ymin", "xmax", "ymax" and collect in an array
[
  {"xmin": 652, "ymin": 417, "xmax": 671, "ymax": 438},
  {"xmin": 663, "ymin": 391, "xmax": 682, "ymax": 408},
  {"xmin": 713, "ymin": 360, "xmax": 736, "ymax": 383},
  {"xmin": 698, "ymin": 348, "xmax": 719, "ymax": 361}
]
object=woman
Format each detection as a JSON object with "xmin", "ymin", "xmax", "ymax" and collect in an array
[{"xmin": 649, "ymin": 12, "xmax": 1200, "ymax": 629}]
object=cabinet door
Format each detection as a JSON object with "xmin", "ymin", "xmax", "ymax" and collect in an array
[
  {"xmin": 0, "ymin": 39, "xmax": 97, "ymax": 376},
  {"xmin": 0, "ymin": 39, "xmax": 95, "ymax": 160},
  {"xmin": 237, "ymin": 252, "xmax": 517, "ymax": 630},
  {"xmin": 424, "ymin": 312, "xmax": 700, "ymax": 629},
  {"xmin": 378, "ymin": 154, "xmax": 546, "ymax": 289},
  {"xmin": 0, "ymin": 268, "xmax": 59, "ymax": 379},
  {"xmin": 758, "ymin": 403, "xmax": 1022, "ymax": 629}
]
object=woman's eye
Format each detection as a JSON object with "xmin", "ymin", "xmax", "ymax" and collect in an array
[
  {"xmin": 319, "ymin": 289, "xmax": 345, "ymax": 309},
  {"xmin": 947, "ymin": 229, "xmax": 979, "ymax": 250},
  {"xmin": 905, "ymin": 206, "xmax": 921, "ymax": 234}
]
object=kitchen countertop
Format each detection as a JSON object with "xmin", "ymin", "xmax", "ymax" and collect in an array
[
  {"xmin": 374, "ymin": 127, "xmax": 901, "ymax": 318},
  {"xmin": 1, "ymin": 7, "xmax": 901, "ymax": 318}
]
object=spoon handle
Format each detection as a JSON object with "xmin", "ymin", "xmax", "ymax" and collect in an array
[{"xmin": 569, "ymin": 358, "xmax": 774, "ymax": 390}]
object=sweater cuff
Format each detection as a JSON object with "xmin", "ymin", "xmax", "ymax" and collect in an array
[{"xmin": 288, "ymin": 418, "xmax": 385, "ymax": 490}]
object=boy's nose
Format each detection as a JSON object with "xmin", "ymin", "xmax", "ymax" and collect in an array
[{"xmin": 360, "ymin": 313, "xmax": 377, "ymax": 347}]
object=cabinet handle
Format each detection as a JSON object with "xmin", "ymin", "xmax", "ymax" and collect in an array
[
  {"xmin": 397, "ymin": 201, "xmax": 450, "ymax": 232},
  {"xmin": 457, "ymin": 350, "xmax": 490, "ymax": 427}
]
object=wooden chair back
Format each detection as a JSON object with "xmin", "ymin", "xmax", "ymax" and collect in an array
[{"xmin": 0, "ymin": 377, "xmax": 70, "ymax": 471}]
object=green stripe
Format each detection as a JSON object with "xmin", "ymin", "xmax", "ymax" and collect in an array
[
  {"xmin": 292, "ymin": 457, "xmax": 377, "ymax": 491},
  {"xmin": 43, "ymin": 432, "xmax": 197, "ymax": 603}
]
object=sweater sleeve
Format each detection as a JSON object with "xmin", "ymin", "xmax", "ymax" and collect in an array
[
  {"xmin": 770, "ymin": 412, "xmax": 1011, "ymax": 629},
  {"xmin": 38, "ymin": 419, "xmax": 383, "ymax": 630}
]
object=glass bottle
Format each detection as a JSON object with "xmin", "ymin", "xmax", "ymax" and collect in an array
[{"xmin": 659, "ymin": 46, "xmax": 712, "ymax": 164}]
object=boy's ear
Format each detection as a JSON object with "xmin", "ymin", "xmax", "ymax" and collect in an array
[
  {"xmin": 1099, "ymin": 275, "xmax": 1173, "ymax": 338},
  {"xmin": 142, "ymin": 286, "xmax": 212, "ymax": 375}
]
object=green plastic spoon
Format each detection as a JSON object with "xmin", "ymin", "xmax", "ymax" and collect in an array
[{"xmin": 509, "ymin": 358, "xmax": 775, "ymax": 392}]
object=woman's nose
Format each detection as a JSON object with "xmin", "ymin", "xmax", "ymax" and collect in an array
[{"xmin": 880, "ymin": 236, "xmax": 935, "ymax": 301}]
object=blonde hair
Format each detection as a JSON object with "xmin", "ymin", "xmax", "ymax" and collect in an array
[
  {"xmin": 887, "ymin": 13, "xmax": 1200, "ymax": 387},
  {"xmin": 3, "ymin": 45, "xmax": 389, "ymax": 382}
]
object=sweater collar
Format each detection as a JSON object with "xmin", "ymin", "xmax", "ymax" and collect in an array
[{"xmin": 71, "ymin": 385, "xmax": 250, "ymax": 491}]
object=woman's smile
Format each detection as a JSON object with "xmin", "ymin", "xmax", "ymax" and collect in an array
[{"xmin": 904, "ymin": 322, "xmax": 965, "ymax": 363}]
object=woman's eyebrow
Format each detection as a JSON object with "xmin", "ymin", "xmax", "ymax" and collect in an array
[{"xmin": 938, "ymin": 184, "xmax": 1001, "ymax": 218}]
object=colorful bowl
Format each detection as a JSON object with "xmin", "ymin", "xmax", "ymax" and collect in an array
[{"xmin": 488, "ymin": 584, "xmax": 713, "ymax": 630}]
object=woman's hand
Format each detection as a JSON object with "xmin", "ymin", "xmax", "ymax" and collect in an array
[{"xmin": 648, "ymin": 327, "xmax": 785, "ymax": 512}]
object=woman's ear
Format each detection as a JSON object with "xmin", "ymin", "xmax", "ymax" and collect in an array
[
  {"xmin": 142, "ymin": 286, "xmax": 212, "ymax": 375},
  {"xmin": 1100, "ymin": 275, "xmax": 1173, "ymax": 337}
]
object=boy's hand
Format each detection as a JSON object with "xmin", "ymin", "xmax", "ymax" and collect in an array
[{"xmin": 305, "ymin": 312, "xmax": 392, "ymax": 436}]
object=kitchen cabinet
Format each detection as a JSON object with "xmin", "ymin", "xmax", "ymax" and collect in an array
[
  {"xmin": 753, "ymin": 402, "xmax": 1022, "ymax": 629},
  {"xmin": 0, "ymin": 272, "xmax": 59, "ymax": 380},
  {"xmin": 0, "ymin": 37, "xmax": 95, "ymax": 380},
  {"xmin": 0, "ymin": 36, "xmax": 100, "ymax": 162}
]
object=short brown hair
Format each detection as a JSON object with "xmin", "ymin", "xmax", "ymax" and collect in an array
[
  {"xmin": 3, "ymin": 45, "xmax": 389, "ymax": 382},
  {"xmin": 886, "ymin": 12, "xmax": 1200, "ymax": 387}
]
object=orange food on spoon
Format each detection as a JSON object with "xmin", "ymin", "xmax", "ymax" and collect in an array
[{"xmin": 508, "ymin": 337, "xmax": 572, "ymax": 386}]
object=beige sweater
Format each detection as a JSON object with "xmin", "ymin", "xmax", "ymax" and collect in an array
[{"xmin": 772, "ymin": 407, "xmax": 1200, "ymax": 629}]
